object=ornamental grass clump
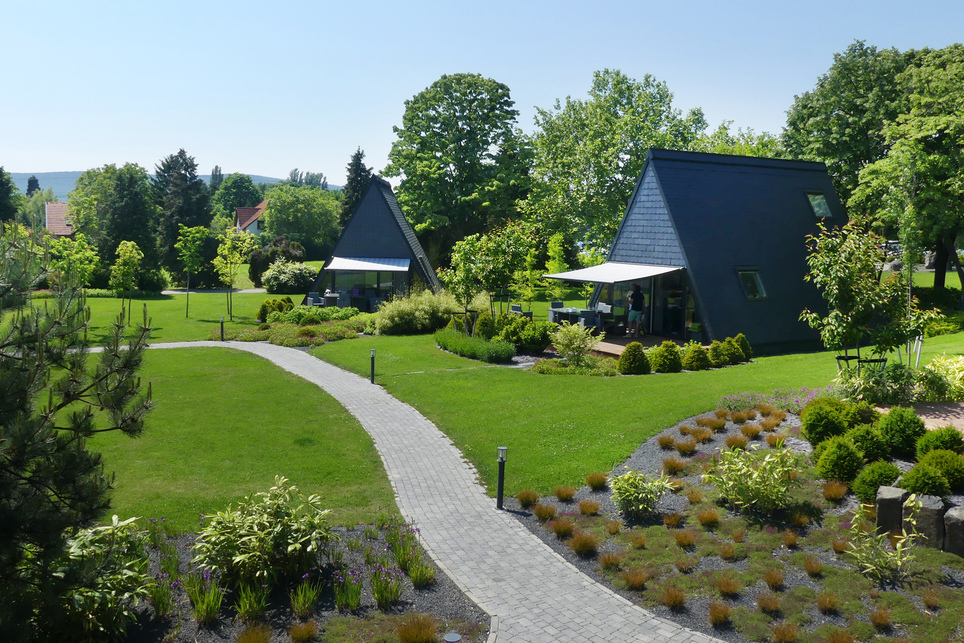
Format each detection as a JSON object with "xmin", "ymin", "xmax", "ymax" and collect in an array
[
  {"xmin": 771, "ymin": 621, "xmax": 798, "ymax": 643},
  {"xmin": 741, "ymin": 423, "xmax": 762, "ymax": 440},
  {"xmin": 702, "ymin": 445, "xmax": 799, "ymax": 513},
  {"xmin": 817, "ymin": 590, "xmax": 838, "ymax": 614},
  {"xmin": 621, "ymin": 568, "xmax": 648, "ymax": 590},
  {"xmin": 708, "ymin": 601, "xmax": 731, "ymax": 628},
  {"xmin": 289, "ymin": 578, "xmax": 322, "ymax": 619},
  {"xmin": 674, "ymin": 438, "xmax": 697, "ymax": 456},
  {"xmin": 611, "ymin": 470, "xmax": 674, "ymax": 520},
  {"xmin": 516, "ymin": 489, "xmax": 539, "ymax": 509},
  {"xmin": 396, "ymin": 613, "xmax": 438, "ymax": 643},
  {"xmin": 658, "ymin": 434, "xmax": 675, "ymax": 449},
  {"xmin": 408, "ymin": 560, "xmax": 436, "ymax": 588},
  {"xmin": 234, "ymin": 583, "xmax": 270, "ymax": 622},
  {"xmin": 617, "ymin": 341, "xmax": 651, "ymax": 374},
  {"xmin": 600, "ymin": 551, "xmax": 623, "ymax": 570},
  {"xmin": 764, "ymin": 568, "xmax": 785, "ymax": 590},
  {"xmin": 692, "ymin": 427, "xmax": 713, "ymax": 443},
  {"xmin": 550, "ymin": 518, "xmax": 575, "ymax": 539},
  {"xmin": 148, "ymin": 575, "xmax": 175, "ymax": 619},
  {"xmin": 696, "ymin": 507, "xmax": 719, "ymax": 529},
  {"xmin": 606, "ymin": 520, "xmax": 621, "ymax": 535},
  {"xmin": 714, "ymin": 571, "xmax": 741, "ymax": 597},
  {"xmin": 630, "ymin": 532, "xmax": 647, "ymax": 549},
  {"xmin": 185, "ymin": 571, "xmax": 224, "ymax": 624},
  {"xmin": 685, "ymin": 488, "xmax": 703, "ymax": 504},
  {"xmin": 586, "ymin": 471, "xmax": 608, "ymax": 491},
  {"xmin": 869, "ymin": 606, "xmax": 892, "ymax": 630},
  {"xmin": 554, "ymin": 486, "xmax": 576, "ymax": 502},
  {"xmin": 674, "ymin": 529, "xmax": 697, "ymax": 549},
  {"xmin": 661, "ymin": 585, "xmax": 686, "ymax": 610},
  {"xmin": 237, "ymin": 624, "xmax": 271, "ymax": 643},
  {"xmin": 569, "ymin": 531, "xmax": 599, "ymax": 558},
  {"xmin": 803, "ymin": 555, "xmax": 823, "ymax": 577},
  {"xmin": 757, "ymin": 592, "xmax": 780, "ymax": 614},
  {"xmin": 533, "ymin": 503, "xmax": 556, "ymax": 522},
  {"xmin": 675, "ymin": 557, "xmax": 697, "ymax": 573},
  {"xmin": 579, "ymin": 499, "xmax": 600, "ymax": 516},
  {"xmin": 289, "ymin": 621, "xmax": 318, "ymax": 643}
]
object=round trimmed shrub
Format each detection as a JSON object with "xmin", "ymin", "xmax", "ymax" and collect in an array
[
  {"xmin": 618, "ymin": 342, "xmax": 651, "ymax": 375},
  {"xmin": 723, "ymin": 338, "xmax": 745, "ymax": 365},
  {"xmin": 651, "ymin": 341, "xmax": 683, "ymax": 373},
  {"xmin": 735, "ymin": 333, "xmax": 752, "ymax": 360},
  {"xmin": 682, "ymin": 343, "xmax": 711, "ymax": 371},
  {"xmin": 900, "ymin": 463, "xmax": 950, "ymax": 497},
  {"xmin": 842, "ymin": 401, "xmax": 879, "ymax": 429},
  {"xmin": 707, "ymin": 341, "xmax": 726, "ymax": 368},
  {"xmin": 261, "ymin": 259, "xmax": 319, "ymax": 294},
  {"xmin": 474, "ymin": 311, "xmax": 496, "ymax": 340},
  {"xmin": 917, "ymin": 450, "xmax": 964, "ymax": 491},
  {"xmin": 846, "ymin": 424, "xmax": 886, "ymax": 463},
  {"xmin": 801, "ymin": 398, "xmax": 849, "ymax": 446},
  {"xmin": 916, "ymin": 426, "xmax": 964, "ymax": 459},
  {"xmin": 877, "ymin": 407, "xmax": 926, "ymax": 459},
  {"xmin": 816, "ymin": 436, "xmax": 864, "ymax": 483},
  {"xmin": 852, "ymin": 461, "xmax": 901, "ymax": 504}
]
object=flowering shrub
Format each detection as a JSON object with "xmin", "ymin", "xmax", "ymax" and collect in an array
[
  {"xmin": 193, "ymin": 476, "xmax": 334, "ymax": 587},
  {"xmin": 333, "ymin": 567, "xmax": 363, "ymax": 611},
  {"xmin": 702, "ymin": 445, "xmax": 800, "ymax": 512},
  {"xmin": 611, "ymin": 470, "xmax": 674, "ymax": 519},
  {"xmin": 262, "ymin": 259, "xmax": 319, "ymax": 294}
]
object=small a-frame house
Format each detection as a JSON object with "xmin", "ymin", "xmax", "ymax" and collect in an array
[
  {"xmin": 307, "ymin": 176, "xmax": 441, "ymax": 311},
  {"xmin": 547, "ymin": 149, "xmax": 845, "ymax": 354}
]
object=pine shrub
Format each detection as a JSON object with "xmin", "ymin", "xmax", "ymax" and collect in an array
[
  {"xmin": 842, "ymin": 400, "xmax": 879, "ymax": 428},
  {"xmin": 800, "ymin": 398, "xmax": 849, "ymax": 446},
  {"xmin": 617, "ymin": 342, "xmax": 651, "ymax": 374},
  {"xmin": 877, "ymin": 406, "xmax": 926, "ymax": 459},
  {"xmin": 651, "ymin": 341, "xmax": 683, "ymax": 373},
  {"xmin": 846, "ymin": 424, "xmax": 886, "ymax": 463},
  {"xmin": 735, "ymin": 333, "xmax": 752, "ymax": 360},
  {"xmin": 707, "ymin": 341, "xmax": 727, "ymax": 368},
  {"xmin": 917, "ymin": 450, "xmax": 964, "ymax": 491},
  {"xmin": 816, "ymin": 436, "xmax": 864, "ymax": 483},
  {"xmin": 916, "ymin": 426, "xmax": 964, "ymax": 458},
  {"xmin": 900, "ymin": 464, "xmax": 950, "ymax": 497},
  {"xmin": 723, "ymin": 338, "xmax": 745, "ymax": 364},
  {"xmin": 681, "ymin": 343, "xmax": 711, "ymax": 371},
  {"xmin": 473, "ymin": 311, "xmax": 496, "ymax": 340}
]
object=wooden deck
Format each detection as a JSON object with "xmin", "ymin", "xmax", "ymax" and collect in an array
[{"xmin": 593, "ymin": 333, "xmax": 685, "ymax": 357}]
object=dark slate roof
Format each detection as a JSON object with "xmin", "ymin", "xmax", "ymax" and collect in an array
[
  {"xmin": 609, "ymin": 149, "xmax": 845, "ymax": 354},
  {"xmin": 44, "ymin": 202, "xmax": 73, "ymax": 237},
  {"xmin": 311, "ymin": 176, "xmax": 441, "ymax": 292},
  {"xmin": 235, "ymin": 200, "xmax": 267, "ymax": 231}
]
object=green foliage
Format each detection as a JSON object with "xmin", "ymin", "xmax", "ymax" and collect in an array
[
  {"xmin": 702, "ymin": 446, "xmax": 800, "ymax": 512},
  {"xmin": 234, "ymin": 582, "xmax": 270, "ymax": 622},
  {"xmin": 248, "ymin": 235, "xmax": 305, "ymax": 288},
  {"xmin": 681, "ymin": 342, "xmax": 711, "ymax": 371},
  {"xmin": 211, "ymin": 173, "xmax": 262, "ymax": 226},
  {"xmin": 175, "ymin": 224, "xmax": 209, "ymax": 317},
  {"xmin": 48, "ymin": 232, "xmax": 100, "ymax": 288},
  {"xmin": 0, "ymin": 166, "xmax": 22, "ymax": 222},
  {"xmin": 184, "ymin": 572, "xmax": 224, "ymax": 624},
  {"xmin": 917, "ymin": 426, "xmax": 964, "ymax": 458},
  {"xmin": 434, "ymin": 328, "xmax": 516, "ymax": 363},
  {"xmin": 618, "ymin": 341, "xmax": 650, "ymax": 375},
  {"xmin": 610, "ymin": 470, "xmax": 674, "ymax": 520},
  {"xmin": 552, "ymin": 321, "xmax": 602, "ymax": 367},
  {"xmin": 374, "ymin": 290, "xmax": 457, "ymax": 335},
  {"xmin": 340, "ymin": 148, "xmax": 373, "ymax": 227},
  {"xmin": 110, "ymin": 239, "xmax": 144, "ymax": 312},
  {"xmin": 152, "ymin": 149, "xmax": 212, "ymax": 274},
  {"xmin": 800, "ymin": 398, "xmax": 849, "ymax": 446},
  {"xmin": 474, "ymin": 311, "xmax": 496, "ymax": 340},
  {"xmin": 262, "ymin": 183, "xmax": 340, "ymax": 256},
  {"xmin": 495, "ymin": 316, "xmax": 554, "ymax": 353},
  {"xmin": 845, "ymin": 496, "xmax": 922, "ymax": 584},
  {"xmin": 852, "ymin": 461, "xmax": 901, "ymax": 503},
  {"xmin": 530, "ymin": 355, "xmax": 619, "ymax": 376},
  {"xmin": 877, "ymin": 406, "xmax": 926, "ymax": 459},
  {"xmin": 192, "ymin": 476, "xmax": 334, "ymax": 587},
  {"xmin": 847, "ymin": 424, "xmax": 887, "ymax": 463},
  {"xmin": 266, "ymin": 304, "xmax": 357, "ymax": 326},
  {"xmin": 816, "ymin": 436, "xmax": 865, "ymax": 483},
  {"xmin": 384, "ymin": 73, "xmax": 530, "ymax": 264},
  {"xmin": 542, "ymin": 232, "xmax": 568, "ymax": 302},
  {"xmin": 439, "ymin": 222, "xmax": 531, "ymax": 313},
  {"xmin": 257, "ymin": 296, "xmax": 294, "ymax": 322},
  {"xmin": 723, "ymin": 337, "xmax": 745, "ymax": 365},
  {"xmin": 735, "ymin": 333, "xmax": 753, "ymax": 359},
  {"xmin": 900, "ymin": 464, "xmax": 950, "ymax": 497},
  {"xmin": 917, "ymin": 450, "xmax": 964, "ymax": 491},
  {"xmin": 651, "ymin": 340, "xmax": 683, "ymax": 373},
  {"xmin": 707, "ymin": 341, "xmax": 727, "ymax": 368},
  {"xmin": 523, "ymin": 68, "xmax": 707, "ymax": 246},
  {"xmin": 261, "ymin": 259, "xmax": 319, "ymax": 294},
  {"xmin": 923, "ymin": 354, "xmax": 964, "ymax": 400},
  {"xmin": 289, "ymin": 578, "xmax": 322, "ymax": 620},
  {"xmin": 842, "ymin": 400, "xmax": 880, "ymax": 428},
  {"xmin": 213, "ymin": 228, "xmax": 258, "ymax": 320},
  {"xmin": 43, "ymin": 516, "xmax": 149, "ymax": 641}
]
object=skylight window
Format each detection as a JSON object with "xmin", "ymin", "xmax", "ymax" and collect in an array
[
  {"xmin": 807, "ymin": 193, "xmax": 832, "ymax": 219},
  {"xmin": 737, "ymin": 270, "xmax": 766, "ymax": 301}
]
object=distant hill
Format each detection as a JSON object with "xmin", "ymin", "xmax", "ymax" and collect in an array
[{"xmin": 7, "ymin": 172, "xmax": 338, "ymax": 202}]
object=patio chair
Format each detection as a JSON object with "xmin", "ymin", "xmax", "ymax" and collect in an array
[
  {"xmin": 549, "ymin": 301, "xmax": 564, "ymax": 309},
  {"xmin": 307, "ymin": 292, "xmax": 320, "ymax": 306}
]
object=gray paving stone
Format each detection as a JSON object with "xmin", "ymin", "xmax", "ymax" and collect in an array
[{"xmin": 150, "ymin": 342, "xmax": 723, "ymax": 643}]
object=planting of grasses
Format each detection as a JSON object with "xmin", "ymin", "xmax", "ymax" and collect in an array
[{"xmin": 90, "ymin": 348, "xmax": 397, "ymax": 530}]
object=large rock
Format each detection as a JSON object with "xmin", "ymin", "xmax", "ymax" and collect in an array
[
  {"xmin": 904, "ymin": 494, "xmax": 945, "ymax": 550},
  {"xmin": 877, "ymin": 486, "xmax": 908, "ymax": 534},
  {"xmin": 944, "ymin": 506, "xmax": 964, "ymax": 557}
]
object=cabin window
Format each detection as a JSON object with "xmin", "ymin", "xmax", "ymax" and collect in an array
[
  {"xmin": 737, "ymin": 270, "xmax": 767, "ymax": 301},
  {"xmin": 807, "ymin": 193, "xmax": 832, "ymax": 219}
]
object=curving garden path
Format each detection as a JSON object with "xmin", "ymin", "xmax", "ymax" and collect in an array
[{"xmin": 150, "ymin": 341, "xmax": 721, "ymax": 643}]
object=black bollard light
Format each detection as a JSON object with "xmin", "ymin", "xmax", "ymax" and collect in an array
[
  {"xmin": 220, "ymin": 315, "xmax": 224, "ymax": 341},
  {"xmin": 370, "ymin": 348, "xmax": 375, "ymax": 384},
  {"xmin": 496, "ymin": 446, "xmax": 507, "ymax": 510}
]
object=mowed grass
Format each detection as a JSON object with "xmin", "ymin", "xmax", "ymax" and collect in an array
[
  {"xmin": 90, "ymin": 347, "xmax": 397, "ymax": 531},
  {"xmin": 313, "ymin": 331, "xmax": 964, "ymax": 496}
]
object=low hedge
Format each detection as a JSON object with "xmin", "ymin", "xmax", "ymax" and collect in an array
[{"xmin": 434, "ymin": 328, "xmax": 516, "ymax": 364}]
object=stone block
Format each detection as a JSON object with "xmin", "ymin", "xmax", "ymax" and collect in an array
[
  {"xmin": 944, "ymin": 506, "xmax": 964, "ymax": 557},
  {"xmin": 876, "ymin": 486, "xmax": 908, "ymax": 534},
  {"xmin": 904, "ymin": 494, "xmax": 945, "ymax": 550}
]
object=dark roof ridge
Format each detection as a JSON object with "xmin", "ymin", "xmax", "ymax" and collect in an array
[{"xmin": 647, "ymin": 148, "xmax": 828, "ymax": 172}]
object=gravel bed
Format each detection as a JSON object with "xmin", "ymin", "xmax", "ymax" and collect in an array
[{"xmin": 125, "ymin": 526, "xmax": 489, "ymax": 643}]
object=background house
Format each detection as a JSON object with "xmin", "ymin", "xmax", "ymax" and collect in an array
[
  {"xmin": 235, "ymin": 200, "xmax": 267, "ymax": 234},
  {"xmin": 307, "ymin": 176, "xmax": 440, "ymax": 310},
  {"xmin": 44, "ymin": 202, "xmax": 74, "ymax": 238}
]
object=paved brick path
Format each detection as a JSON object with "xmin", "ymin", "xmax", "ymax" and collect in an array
[{"xmin": 151, "ymin": 342, "xmax": 720, "ymax": 643}]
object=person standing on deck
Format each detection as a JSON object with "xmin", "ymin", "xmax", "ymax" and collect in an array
[{"xmin": 627, "ymin": 283, "xmax": 644, "ymax": 338}]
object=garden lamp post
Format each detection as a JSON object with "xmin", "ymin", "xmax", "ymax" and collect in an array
[
  {"xmin": 370, "ymin": 349, "xmax": 375, "ymax": 384},
  {"xmin": 219, "ymin": 315, "xmax": 224, "ymax": 341},
  {"xmin": 496, "ymin": 446, "xmax": 508, "ymax": 510}
]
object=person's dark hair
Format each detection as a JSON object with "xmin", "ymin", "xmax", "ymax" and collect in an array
[{"xmin": 632, "ymin": 284, "xmax": 641, "ymax": 292}]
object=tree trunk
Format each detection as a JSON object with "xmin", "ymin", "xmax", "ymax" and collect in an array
[
  {"xmin": 185, "ymin": 272, "xmax": 191, "ymax": 318},
  {"xmin": 952, "ymin": 249, "xmax": 964, "ymax": 308},
  {"xmin": 934, "ymin": 240, "xmax": 949, "ymax": 290}
]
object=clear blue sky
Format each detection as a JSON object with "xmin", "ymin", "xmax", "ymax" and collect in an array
[{"xmin": 3, "ymin": 0, "xmax": 961, "ymax": 183}]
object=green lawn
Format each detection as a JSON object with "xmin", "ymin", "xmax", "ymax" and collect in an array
[
  {"xmin": 312, "ymin": 331, "xmax": 964, "ymax": 497},
  {"xmin": 91, "ymin": 347, "xmax": 397, "ymax": 532}
]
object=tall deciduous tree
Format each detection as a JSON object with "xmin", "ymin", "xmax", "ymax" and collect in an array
[
  {"xmin": 783, "ymin": 41, "xmax": 919, "ymax": 203},
  {"xmin": 110, "ymin": 240, "xmax": 144, "ymax": 322},
  {"xmin": 384, "ymin": 73, "xmax": 532, "ymax": 266},
  {"xmin": 700, "ymin": 122, "xmax": 784, "ymax": 157},
  {"xmin": 209, "ymin": 165, "xmax": 224, "ymax": 194},
  {"xmin": 523, "ymin": 69, "xmax": 706, "ymax": 249},
  {"xmin": 262, "ymin": 184, "xmax": 340, "ymax": 258},
  {"xmin": 286, "ymin": 169, "xmax": 328, "ymax": 190},
  {"xmin": 0, "ymin": 167, "xmax": 21, "ymax": 223},
  {"xmin": 48, "ymin": 232, "xmax": 99, "ymax": 289},
  {"xmin": 175, "ymin": 224, "xmax": 209, "ymax": 317},
  {"xmin": 213, "ymin": 228, "xmax": 257, "ymax": 320},
  {"xmin": 0, "ymin": 224, "xmax": 153, "ymax": 641},
  {"xmin": 341, "ymin": 147, "xmax": 372, "ymax": 227},
  {"xmin": 152, "ymin": 149, "xmax": 212, "ymax": 274}
]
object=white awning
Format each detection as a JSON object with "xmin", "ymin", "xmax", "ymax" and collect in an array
[
  {"xmin": 543, "ymin": 262, "xmax": 683, "ymax": 284},
  {"xmin": 325, "ymin": 257, "xmax": 411, "ymax": 272}
]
